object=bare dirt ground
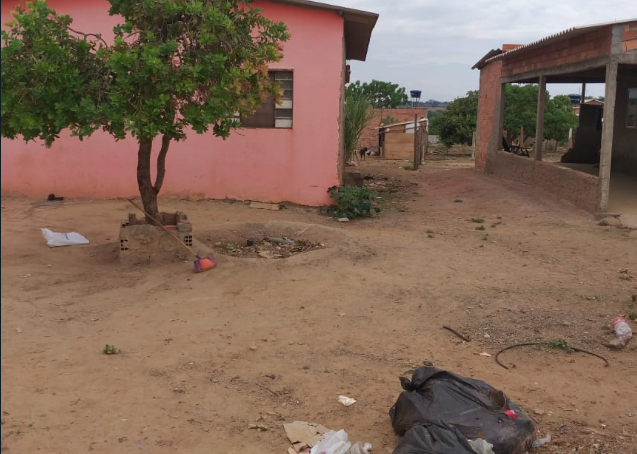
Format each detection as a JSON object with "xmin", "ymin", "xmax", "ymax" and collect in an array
[{"xmin": 2, "ymin": 156, "xmax": 636, "ymax": 454}]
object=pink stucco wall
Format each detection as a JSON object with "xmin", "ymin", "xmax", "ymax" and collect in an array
[{"xmin": 1, "ymin": 1, "xmax": 344, "ymax": 205}]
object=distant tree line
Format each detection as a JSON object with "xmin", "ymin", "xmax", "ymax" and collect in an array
[{"xmin": 429, "ymin": 86, "xmax": 578, "ymax": 149}]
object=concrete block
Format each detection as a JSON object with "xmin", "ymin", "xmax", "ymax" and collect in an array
[{"xmin": 119, "ymin": 212, "xmax": 192, "ymax": 265}]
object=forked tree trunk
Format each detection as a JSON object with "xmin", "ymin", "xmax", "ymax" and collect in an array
[{"xmin": 136, "ymin": 135, "xmax": 171, "ymax": 224}]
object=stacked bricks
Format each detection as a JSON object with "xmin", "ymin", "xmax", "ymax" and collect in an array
[
  {"xmin": 475, "ymin": 60, "xmax": 503, "ymax": 171},
  {"xmin": 502, "ymin": 26, "xmax": 613, "ymax": 78},
  {"xmin": 622, "ymin": 21, "xmax": 637, "ymax": 52}
]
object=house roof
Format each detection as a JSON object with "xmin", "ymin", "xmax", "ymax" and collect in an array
[
  {"xmin": 483, "ymin": 18, "xmax": 637, "ymax": 65},
  {"xmin": 471, "ymin": 49, "xmax": 502, "ymax": 70},
  {"xmin": 270, "ymin": 0, "xmax": 378, "ymax": 61}
]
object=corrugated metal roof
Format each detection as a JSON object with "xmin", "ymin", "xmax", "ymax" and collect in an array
[{"xmin": 485, "ymin": 18, "xmax": 637, "ymax": 64}]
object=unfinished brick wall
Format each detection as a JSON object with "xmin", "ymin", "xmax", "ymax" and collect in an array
[
  {"xmin": 502, "ymin": 27, "xmax": 612, "ymax": 78},
  {"xmin": 492, "ymin": 151, "xmax": 600, "ymax": 213},
  {"xmin": 622, "ymin": 21, "xmax": 637, "ymax": 52},
  {"xmin": 475, "ymin": 60, "xmax": 503, "ymax": 171},
  {"xmin": 359, "ymin": 107, "xmax": 427, "ymax": 152}
]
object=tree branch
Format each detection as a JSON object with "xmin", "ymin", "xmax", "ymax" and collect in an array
[
  {"xmin": 153, "ymin": 134, "xmax": 171, "ymax": 193},
  {"xmin": 67, "ymin": 26, "xmax": 109, "ymax": 48}
]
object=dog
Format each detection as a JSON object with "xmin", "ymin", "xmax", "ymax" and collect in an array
[{"xmin": 358, "ymin": 147, "xmax": 369, "ymax": 160}]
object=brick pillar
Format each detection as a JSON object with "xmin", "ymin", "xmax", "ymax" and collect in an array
[{"xmin": 476, "ymin": 60, "xmax": 504, "ymax": 172}]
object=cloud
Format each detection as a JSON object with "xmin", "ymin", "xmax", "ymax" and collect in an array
[{"xmin": 338, "ymin": 0, "xmax": 634, "ymax": 100}]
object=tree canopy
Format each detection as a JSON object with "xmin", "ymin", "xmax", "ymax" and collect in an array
[
  {"xmin": 346, "ymin": 80, "xmax": 408, "ymax": 109},
  {"xmin": 430, "ymin": 85, "xmax": 579, "ymax": 149},
  {"xmin": 1, "ymin": 0, "xmax": 289, "ymax": 219}
]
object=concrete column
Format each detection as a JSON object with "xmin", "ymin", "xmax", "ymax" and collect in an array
[
  {"xmin": 598, "ymin": 59, "xmax": 618, "ymax": 212},
  {"xmin": 534, "ymin": 75, "xmax": 546, "ymax": 161}
]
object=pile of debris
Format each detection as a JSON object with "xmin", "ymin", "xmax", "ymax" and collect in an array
[
  {"xmin": 214, "ymin": 236, "xmax": 323, "ymax": 259},
  {"xmin": 389, "ymin": 366, "xmax": 539, "ymax": 453}
]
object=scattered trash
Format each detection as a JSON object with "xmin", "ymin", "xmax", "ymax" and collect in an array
[
  {"xmin": 309, "ymin": 429, "xmax": 372, "ymax": 454},
  {"xmin": 468, "ymin": 438, "xmax": 495, "ymax": 454},
  {"xmin": 483, "ymin": 333, "xmax": 491, "ymax": 339},
  {"xmin": 606, "ymin": 317, "xmax": 633, "ymax": 349},
  {"xmin": 504, "ymin": 409, "xmax": 519, "ymax": 419},
  {"xmin": 495, "ymin": 342, "xmax": 609, "ymax": 370},
  {"xmin": 478, "ymin": 352, "xmax": 492, "ymax": 357},
  {"xmin": 310, "ymin": 430, "xmax": 350, "ymax": 454},
  {"xmin": 442, "ymin": 325, "xmax": 471, "ymax": 342},
  {"xmin": 22, "ymin": 274, "xmax": 31, "ymax": 278},
  {"xmin": 392, "ymin": 422, "xmax": 478, "ymax": 454},
  {"xmin": 337, "ymin": 218, "xmax": 350, "ymax": 223},
  {"xmin": 531, "ymin": 433, "xmax": 552, "ymax": 449},
  {"xmin": 284, "ymin": 421, "xmax": 328, "ymax": 452},
  {"xmin": 389, "ymin": 367, "xmax": 536, "ymax": 454},
  {"xmin": 338, "ymin": 395, "xmax": 356, "ymax": 407},
  {"xmin": 248, "ymin": 422, "xmax": 268, "ymax": 431},
  {"xmin": 47, "ymin": 193, "xmax": 64, "ymax": 201},
  {"xmin": 41, "ymin": 228, "xmax": 89, "ymax": 247}
]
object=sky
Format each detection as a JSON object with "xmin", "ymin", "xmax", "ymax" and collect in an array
[{"xmin": 339, "ymin": 0, "xmax": 635, "ymax": 102}]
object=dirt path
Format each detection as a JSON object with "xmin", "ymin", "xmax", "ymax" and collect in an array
[{"xmin": 2, "ymin": 159, "xmax": 636, "ymax": 453}]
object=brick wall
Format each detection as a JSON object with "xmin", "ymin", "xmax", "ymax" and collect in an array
[
  {"xmin": 503, "ymin": 26, "xmax": 612, "ymax": 77},
  {"xmin": 359, "ymin": 107, "xmax": 427, "ymax": 151},
  {"xmin": 622, "ymin": 21, "xmax": 637, "ymax": 52},
  {"xmin": 475, "ymin": 60, "xmax": 503, "ymax": 171}
]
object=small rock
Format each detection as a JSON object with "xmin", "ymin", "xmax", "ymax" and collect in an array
[
  {"xmin": 249, "ymin": 345, "xmax": 257, "ymax": 351},
  {"xmin": 483, "ymin": 333, "xmax": 491, "ymax": 339},
  {"xmin": 478, "ymin": 352, "xmax": 491, "ymax": 357},
  {"xmin": 16, "ymin": 328, "xmax": 23, "ymax": 333},
  {"xmin": 337, "ymin": 218, "xmax": 349, "ymax": 222},
  {"xmin": 534, "ymin": 408, "xmax": 545, "ymax": 415},
  {"xmin": 265, "ymin": 373, "xmax": 276, "ymax": 379},
  {"xmin": 600, "ymin": 423, "xmax": 607, "ymax": 429}
]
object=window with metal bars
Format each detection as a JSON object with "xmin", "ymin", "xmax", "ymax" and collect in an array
[{"xmin": 241, "ymin": 70, "xmax": 293, "ymax": 128}]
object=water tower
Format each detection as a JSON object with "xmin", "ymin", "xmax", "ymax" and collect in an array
[{"xmin": 410, "ymin": 90, "xmax": 422, "ymax": 108}]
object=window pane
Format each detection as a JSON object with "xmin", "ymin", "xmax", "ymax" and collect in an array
[
  {"xmin": 275, "ymin": 108, "xmax": 293, "ymax": 119},
  {"xmin": 274, "ymin": 71, "xmax": 293, "ymax": 80}
]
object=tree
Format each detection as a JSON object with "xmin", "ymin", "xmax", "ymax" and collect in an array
[
  {"xmin": 344, "ymin": 89, "xmax": 374, "ymax": 162},
  {"xmin": 346, "ymin": 80, "xmax": 408, "ymax": 109},
  {"xmin": 429, "ymin": 91, "xmax": 478, "ymax": 149},
  {"xmin": 1, "ymin": 0, "xmax": 289, "ymax": 221},
  {"xmin": 504, "ymin": 85, "xmax": 578, "ymax": 145},
  {"xmin": 430, "ymin": 86, "xmax": 578, "ymax": 149}
]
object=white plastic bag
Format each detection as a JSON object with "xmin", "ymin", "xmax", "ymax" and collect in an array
[
  {"xmin": 310, "ymin": 430, "xmax": 351, "ymax": 454},
  {"xmin": 468, "ymin": 438, "xmax": 495, "ymax": 454},
  {"xmin": 41, "ymin": 228, "xmax": 89, "ymax": 247}
]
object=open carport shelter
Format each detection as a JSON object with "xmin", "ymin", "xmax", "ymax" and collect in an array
[{"xmin": 473, "ymin": 20, "xmax": 637, "ymax": 216}]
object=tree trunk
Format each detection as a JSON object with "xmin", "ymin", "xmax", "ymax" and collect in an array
[
  {"xmin": 137, "ymin": 139, "xmax": 160, "ymax": 223},
  {"xmin": 137, "ymin": 136, "xmax": 172, "ymax": 225}
]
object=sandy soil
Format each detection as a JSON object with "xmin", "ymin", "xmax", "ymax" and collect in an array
[{"xmin": 2, "ymin": 157, "xmax": 636, "ymax": 454}]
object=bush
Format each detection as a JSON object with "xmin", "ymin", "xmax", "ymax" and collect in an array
[{"xmin": 325, "ymin": 186, "xmax": 379, "ymax": 219}]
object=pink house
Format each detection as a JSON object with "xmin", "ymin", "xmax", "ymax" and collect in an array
[{"xmin": 0, "ymin": 0, "xmax": 378, "ymax": 206}]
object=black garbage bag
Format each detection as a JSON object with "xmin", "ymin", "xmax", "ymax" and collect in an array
[
  {"xmin": 389, "ymin": 367, "xmax": 535, "ymax": 454},
  {"xmin": 393, "ymin": 422, "xmax": 477, "ymax": 454}
]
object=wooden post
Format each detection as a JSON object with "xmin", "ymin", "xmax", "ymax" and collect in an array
[
  {"xmin": 534, "ymin": 75, "xmax": 546, "ymax": 161},
  {"xmin": 424, "ymin": 123, "xmax": 429, "ymax": 162},
  {"xmin": 598, "ymin": 60, "xmax": 618, "ymax": 212},
  {"xmin": 519, "ymin": 126, "xmax": 524, "ymax": 146},
  {"xmin": 413, "ymin": 115, "xmax": 419, "ymax": 170}
]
